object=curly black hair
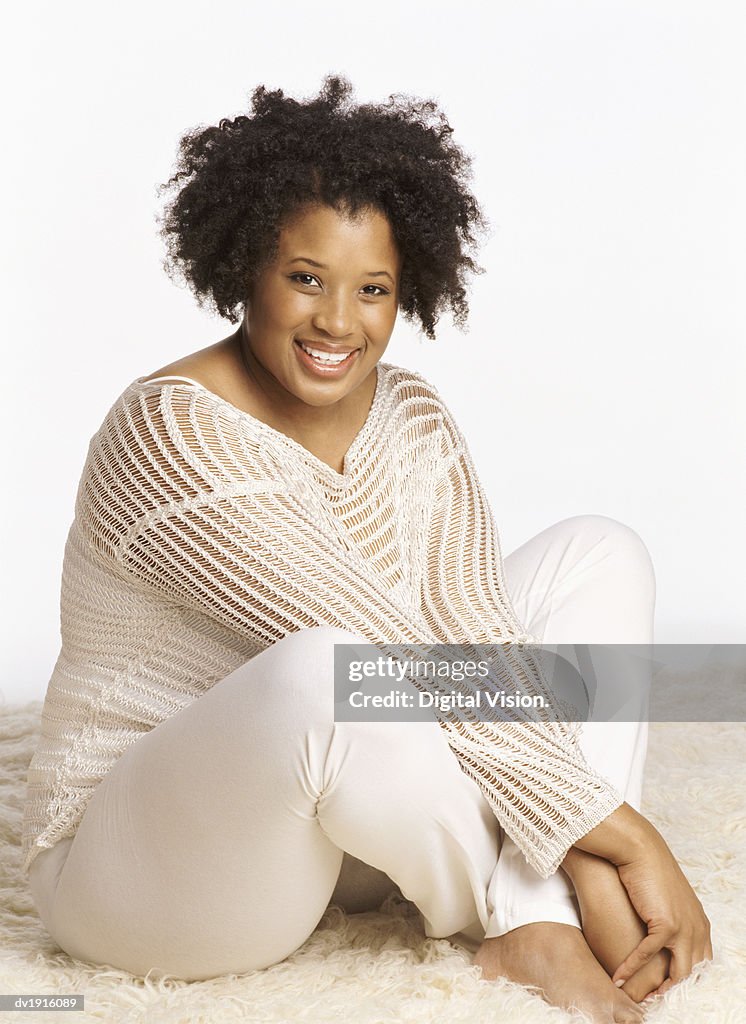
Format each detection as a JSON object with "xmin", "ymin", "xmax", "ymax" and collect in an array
[{"xmin": 158, "ymin": 74, "xmax": 488, "ymax": 340}]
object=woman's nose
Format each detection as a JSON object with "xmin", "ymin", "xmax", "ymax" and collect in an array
[{"xmin": 311, "ymin": 293, "xmax": 356, "ymax": 338}]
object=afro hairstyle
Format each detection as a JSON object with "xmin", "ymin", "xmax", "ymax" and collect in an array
[{"xmin": 158, "ymin": 74, "xmax": 488, "ymax": 339}]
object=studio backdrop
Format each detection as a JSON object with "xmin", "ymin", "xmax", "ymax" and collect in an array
[{"xmin": 2, "ymin": 0, "xmax": 744, "ymax": 704}]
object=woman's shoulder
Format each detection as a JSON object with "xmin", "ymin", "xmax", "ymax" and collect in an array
[
  {"xmin": 382, "ymin": 362, "xmax": 462, "ymax": 440},
  {"xmin": 380, "ymin": 361, "xmax": 449, "ymax": 410},
  {"xmin": 134, "ymin": 337, "xmax": 242, "ymax": 402},
  {"xmin": 376, "ymin": 362, "xmax": 468, "ymax": 465},
  {"xmin": 118, "ymin": 338, "xmax": 278, "ymax": 449},
  {"xmin": 90, "ymin": 340, "xmax": 274, "ymax": 493}
]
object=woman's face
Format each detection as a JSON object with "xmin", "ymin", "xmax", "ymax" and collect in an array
[{"xmin": 241, "ymin": 203, "xmax": 401, "ymax": 412}]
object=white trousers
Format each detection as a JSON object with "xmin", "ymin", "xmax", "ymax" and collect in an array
[{"xmin": 28, "ymin": 514, "xmax": 655, "ymax": 982}]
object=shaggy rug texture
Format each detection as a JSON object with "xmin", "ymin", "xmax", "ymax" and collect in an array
[{"xmin": 1, "ymin": 665, "xmax": 744, "ymax": 1024}]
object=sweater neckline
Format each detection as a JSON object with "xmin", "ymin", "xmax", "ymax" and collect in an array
[{"xmin": 130, "ymin": 361, "xmax": 388, "ymax": 485}]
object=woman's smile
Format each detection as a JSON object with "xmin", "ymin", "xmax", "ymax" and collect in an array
[{"xmin": 293, "ymin": 337, "xmax": 361, "ymax": 376}]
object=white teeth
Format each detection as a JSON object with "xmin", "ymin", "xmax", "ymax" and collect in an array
[{"xmin": 299, "ymin": 342, "xmax": 353, "ymax": 364}]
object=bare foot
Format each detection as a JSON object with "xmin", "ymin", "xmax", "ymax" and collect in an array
[
  {"xmin": 474, "ymin": 921, "xmax": 644, "ymax": 1023},
  {"xmin": 562, "ymin": 847, "xmax": 670, "ymax": 1003}
]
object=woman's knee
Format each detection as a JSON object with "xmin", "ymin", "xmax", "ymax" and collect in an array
[
  {"xmin": 560, "ymin": 514, "xmax": 656, "ymax": 602},
  {"xmin": 259, "ymin": 624, "xmax": 369, "ymax": 722},
  {"xmin": 273, "ymin": 624, "xmax": 368, "ymax": 675}
]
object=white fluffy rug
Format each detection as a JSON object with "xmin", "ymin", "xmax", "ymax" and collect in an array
[{"xmin": 1, "ymin": 671, "xmax": 744, "ymax": 1023}]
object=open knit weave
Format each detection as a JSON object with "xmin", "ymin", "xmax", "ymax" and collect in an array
[{"xmin": 22, "ymin": 361, "xmax": 624, "ymax": 879}]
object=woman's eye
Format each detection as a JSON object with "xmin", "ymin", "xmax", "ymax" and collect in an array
[{"xmin": 288, "ymin": 274, "xmax": 388, "ymax": 296}]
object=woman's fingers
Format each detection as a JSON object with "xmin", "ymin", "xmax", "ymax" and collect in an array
[
  {"xmin": 669, "ymin": 942, "xmax": 694, "ymax": 983},
  {"xmin": 618, "ymin": 948, "xmax": 670, "ymax": 1004},
  {"xmin": 666, "ymin": 910, "xmax": 713, "ymax": 983},
  {"xmin": 615, "ymin": 935, "xmax": 699, "ymax": 988},
  {"xmin": 650, "ymin": 978, "xmax": 674, "ymax": 998},
  {"xmin": 612, "ymin": 932, "xmax": 667, "ymax": 986},
  {"xmin": 639, "ymin": 946, "xmax": 714, "ymax": 1003},
  {"xmin": 614, "ymin": 918, "xmax": 713, "ymax": 991}
]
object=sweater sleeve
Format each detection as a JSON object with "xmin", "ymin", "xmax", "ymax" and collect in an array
[{"xmin": 418, "ymin": 399, "xmax": 625, "ymax": 878}]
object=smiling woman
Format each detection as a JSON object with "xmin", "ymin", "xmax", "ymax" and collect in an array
[
  {"xmin": 231, "ymin": 204, "xmax": 401, "ymax": 471},
  {"xmin": 22, "ymin": 74, "xmax": 710, "ymax": 1024},
  {"xmin": 147, "ymin": 75, "xmax": 485, "ymax": 471}
]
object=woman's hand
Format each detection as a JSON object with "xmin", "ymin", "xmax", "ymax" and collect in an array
[
  {"xmin": 573, "ymin": 803, "xmax": 713, "ymax": 995},
  {"xmin": 610, "ymin": 824, "xmax": 713, "ymax": 994}
]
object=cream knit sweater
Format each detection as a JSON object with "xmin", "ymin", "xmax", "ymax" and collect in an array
[{"xmin": 22, "ymin": 361, "xmax": 623, "ymax": 878}]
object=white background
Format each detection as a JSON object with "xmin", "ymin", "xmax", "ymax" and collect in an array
[{"xmin": 2, "ymin": 0, "xmax": 744, "ymax": 704}]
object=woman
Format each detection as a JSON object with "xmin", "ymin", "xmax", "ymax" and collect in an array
[{"xmin": 23, "ymin": 76, "xmax": 711, "ymax": 1023}]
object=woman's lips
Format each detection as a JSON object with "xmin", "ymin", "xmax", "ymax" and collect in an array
[{"xmin": 294, "ymin": 339, "xmax": 360, "ymax": 377}]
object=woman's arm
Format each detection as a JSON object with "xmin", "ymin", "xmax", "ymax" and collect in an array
[
  {"xmin": 418, "ymin": 397, "xmax": 630, "ymax": 875},
  {"xmin": 419, "ymin": 397, "xmax": 712, "ymax": 987}
]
